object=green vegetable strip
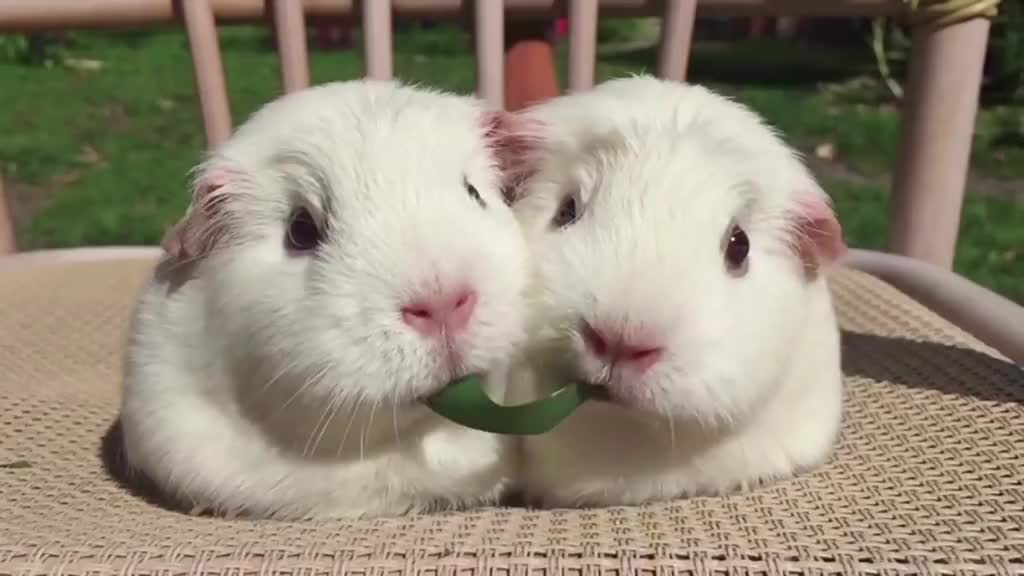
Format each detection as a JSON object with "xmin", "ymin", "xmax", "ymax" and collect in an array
[{"xmin": 426, "ymin": 375, "xmax": 601, "ymax": 436}]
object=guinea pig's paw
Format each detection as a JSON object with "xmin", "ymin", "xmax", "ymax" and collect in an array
[
  {"xmin": 785, "ymin": 448, "xmax": 838, "ymax": 482},
  {"xmin": 703, "ymin": 478, "xmax": 762, "ymax": 498},
  {"xmin": 289, "ymin": 499, "xmax": 408, "ymax": 521},
  {"xmin": 418, "ymin": 496, "xmax": 479, "ymax": 516},
  {"xmin": 705, "ymin": 467, "xmax": 800, "ymax": 499},
  {"xmin": 424, "ymin": 480, "xmax": 512, "ymax": 514},
  {"xmin": 184, "ymin": 503, "xmax": 218, "ymax": 517},
  {"xmin": 175, "ymin": 495, "xmax": 251, "ymax": 520},
  {"xmin": 319, "ymin": 487, "xmax": 500, "ymax": 520},
  {"xmin": 536, "ymin": 485, "xmax": 628, "ymax": 510},
  {"xmin": 481, "ymin": 477, "xmax": 517, "ymax": 508}
]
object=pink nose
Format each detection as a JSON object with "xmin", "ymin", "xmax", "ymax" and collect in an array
[
  {"xmin": 401, "ymin": 289, "xmax": 477, "ymax": 338},
  {"xmin": 582, "ymin": 322, "xmax": 663, "ymax": 373}
]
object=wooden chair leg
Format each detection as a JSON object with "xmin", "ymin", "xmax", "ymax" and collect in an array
[
  {"xmin": 567, "ymin": 0, "xmax": 598, "ymax": 92},
  {"xmin": 658, "ymin": 0, "xmax": 698, "ymax": 82},
  {"xmin": 504, "ymin": 20, "xmax": 560, "ymax": 111},
  {"xmin": 182, "ymin": 0, "xmax": 232, "ymax": 148},
  {"xmin": 362, "ymin": 0, "xmax": 392, "ymax": 79},
  {"xmin": 272, "ymin": 0, "xmax": 310, "ymax": 93},
  {"xmin": 474, "ymin": 0, "xmax": 505, "ymax": 109},
  {"xmin": 889, "ymin": 18, "xmax": 991, "ymax": 269},
  {"xmin": 0, "ymin": 176, "xmax": 15, "ymax": 255}
]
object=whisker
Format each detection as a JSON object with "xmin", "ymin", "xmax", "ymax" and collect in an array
[
  {"xmin": 307, "ymin": 392, "xmax": 347, "ymax": 458},
  {"xmin": 273, "ymin": 363, "xmax": 331, "ymax": 419},
  {"xmin": 360, "ymin": 400, "xmax": 381, "ymax": 463},
  {"xmin": 335, "ymin": 395, "xmax": 360, "ymax": 459},
  {"xmin": 667, "ymin": 412, "xmax": 676, "ymax": 453},
  {"xmin": 259, "ymin": 356, "xmax": 303, "ymax": 395},
  {"xmin": 255, "ymin": 358, "xmax": 307, "ymax": 409},
  {"xmin": 303, "ymin": 398, "xmax": 335, "ymax": 458},
  {"xmin": 391, "ymin": 398, "xmax": 402, "ymax": 449}
]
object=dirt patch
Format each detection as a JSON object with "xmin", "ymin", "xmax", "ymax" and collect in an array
[
  {"xmin": 2, "ymin": 146, "xmax": 108, "ymax": 231},
  {"xmin": 3, "ymin": 179, "xmax": 54, "ymax": 230},
  {"xmin": 100, "ymin": 104, "xmax": 133, "ymax": 132},
  {"xmin": 965, "ymin": 174, "xmax": 1024, "ymax": 203}
]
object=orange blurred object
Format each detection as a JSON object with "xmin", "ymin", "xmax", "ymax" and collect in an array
[{"xmin": 503, "ymin": 20, "xmax": 560, "ymax": 111}]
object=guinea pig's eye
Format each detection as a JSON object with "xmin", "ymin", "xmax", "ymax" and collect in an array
[
  {"xmin": 552, "ymin": 194, "xmax": 579, "ymax": 229},
  {"xmin": 286, "ymin": 208, "xmax": 321, "ymax": 252},
  {"xmin": 724, "ymin": 224, "xmax": 750, "ymax": 275},
  {"xmin": 464, "ymin": 178, "xmax": 486, "ymax": 209}
]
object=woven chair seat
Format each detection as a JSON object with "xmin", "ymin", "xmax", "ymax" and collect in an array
[{"xmin": 1, "ymin": 256, "xmax": 1022, "ymax": 575}]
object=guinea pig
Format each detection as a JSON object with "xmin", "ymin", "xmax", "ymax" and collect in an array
[
  {"xmin": 507, "ymin": 75, "xmax": 847, "ymax": 509},
  {"xmin": 118, "ymin": 79, "xmax": 537, "ymax": 520}
]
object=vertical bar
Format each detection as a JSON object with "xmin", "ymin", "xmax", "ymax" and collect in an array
[
  {"xmin": 657, "ymin": 0, "xmax": 697, "ymax": 81},
  {"xmin": 182, "ymin": 0, "xmax": 232, "ymax": 148},
  {"xmin": 567, "ymin": 0, "xmax": 597, "ymax": 92},
  {"xmin": 475, "ymin": 0, "xmax": 505, "ymax": 109},
  {"xmin": 362, "ymin": 0, "xmax": 393, "ymax": 79},
  {"xmin": 273, "ymin": 0, "xmax": 310, "ymax": 93},
  {"xmin": 504, "ymin": 20, "xmax": 560, "ymax": 111},
  {"xmin": 0, "ymin": 176, "xmax": 15, "ymax": 255},
  {"xmin": 889, "ymin": 18, "xmax": 991, "ymax": 269}
]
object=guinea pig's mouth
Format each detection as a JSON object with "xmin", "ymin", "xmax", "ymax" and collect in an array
[
  {"xmin": 577, "ymin": 370, "xmax": 638, "ymax": 406},
  {"xmin": 412, "ymin": 366, "xmax": 478, "ymax": 404},
  {"xmin": 579, "ymin": 379, "xmax": 616, "ymax": 404},
  {"xmin": 581, "ymin": 382, "xmax": 613, "ymax": 403},
  {"xmin": 539, "ymin": 354, "xmax": 615, "ymax": 405}
]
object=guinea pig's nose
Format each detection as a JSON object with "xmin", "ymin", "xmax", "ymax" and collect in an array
[
  {"xmin": 401, "ymin": 289, "xmax": 477, "ymax": 338},
  {"xmin": 582, "ymin": 322, "xmax": 663, "ymax": 374}
]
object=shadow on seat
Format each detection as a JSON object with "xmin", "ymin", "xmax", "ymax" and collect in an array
[{"xmin": 840, "ymin": 330, "xmax": 1024, "ymax": 403}]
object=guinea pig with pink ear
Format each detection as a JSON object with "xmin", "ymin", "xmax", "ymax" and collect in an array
[
  {"xmin": 118, "ymin": 79, "xmax": 540, "ymax": 520},
  {"xmin": 507, "ymin": 75, "xmax": 847, "ymax": 509}
]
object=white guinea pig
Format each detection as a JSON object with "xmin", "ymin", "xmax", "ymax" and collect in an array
[
  {"xmin": 508, "ymin": 75, "xmax": 847, "ymax": 508},
  {"xmin": 119, "ymin": 79, "xmax": 536, "ymax": 520}
]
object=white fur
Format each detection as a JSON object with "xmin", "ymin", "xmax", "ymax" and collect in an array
[
  {"xmin": 119, "ymin": 80, "xmax": 529, "ymax": 520},
  {"xmin": 509, "ymin": 76, "xmax": 844, "ymax": 508}
]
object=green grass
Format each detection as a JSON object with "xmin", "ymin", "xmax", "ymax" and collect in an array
[{"xmin": 0, "ymin": 23, "xmax": 1021, "ymax": 302}]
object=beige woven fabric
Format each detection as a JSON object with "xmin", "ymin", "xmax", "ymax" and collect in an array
[{"xmin": 1, "ymin": 257, "xmax": 1022, "ymax": 576}]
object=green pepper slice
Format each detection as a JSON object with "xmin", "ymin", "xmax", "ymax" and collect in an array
[{"xmin": 426, "ymin": 374, "xmax": 601, "ymax": 435}]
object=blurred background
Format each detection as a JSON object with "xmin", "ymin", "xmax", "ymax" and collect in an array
[{"xmin": 0, "ymin": 7, "xmax": 1021, "ymax": 302}]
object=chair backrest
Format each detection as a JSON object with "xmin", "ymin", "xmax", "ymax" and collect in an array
[
  {"xmin": 0, "ymin": 0, "xmax": 997, "ymax": 272},
  {"xmin": 183, "ymin": 0, "xmax": 701, "ymax": 148}
]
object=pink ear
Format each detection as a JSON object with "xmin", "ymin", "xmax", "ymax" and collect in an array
[
  {"xmin": 160, "ymin": 168, "xmax": 235, "ymax": 261},
  {"xmin": 788, "ymin": 192, "xmax": 847, "ymax": 276},
  {"xmin": 481, "ymin": 110, "xmax": 545, "ymax": 204}
]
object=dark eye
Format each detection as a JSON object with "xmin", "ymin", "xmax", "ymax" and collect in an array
[
  {"xmin": 725, "ymin": 225, "xmax": 750, "ymax": 274},
  {"xmin": 286, "ymin": 207, "xmax": 321, "ymax": 252},
  {"xmin": 552, "ymin": 194, "xmax": 578, "ymax": 228},
  {"xmin": 465, "ymin": 179, "xmax": 486, "ymax": 209}
]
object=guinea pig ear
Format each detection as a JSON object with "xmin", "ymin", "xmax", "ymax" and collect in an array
[
  {"xmin": 160, "ymin": 166, "xmax": 236, "ymax": 261},
  {"xmin": 786, "ymin": 190, "xmax": 847, "ymax": 278},
  {"xmin": 481, "ymin": 110, "xmax": 545, "ymax": 205}
]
